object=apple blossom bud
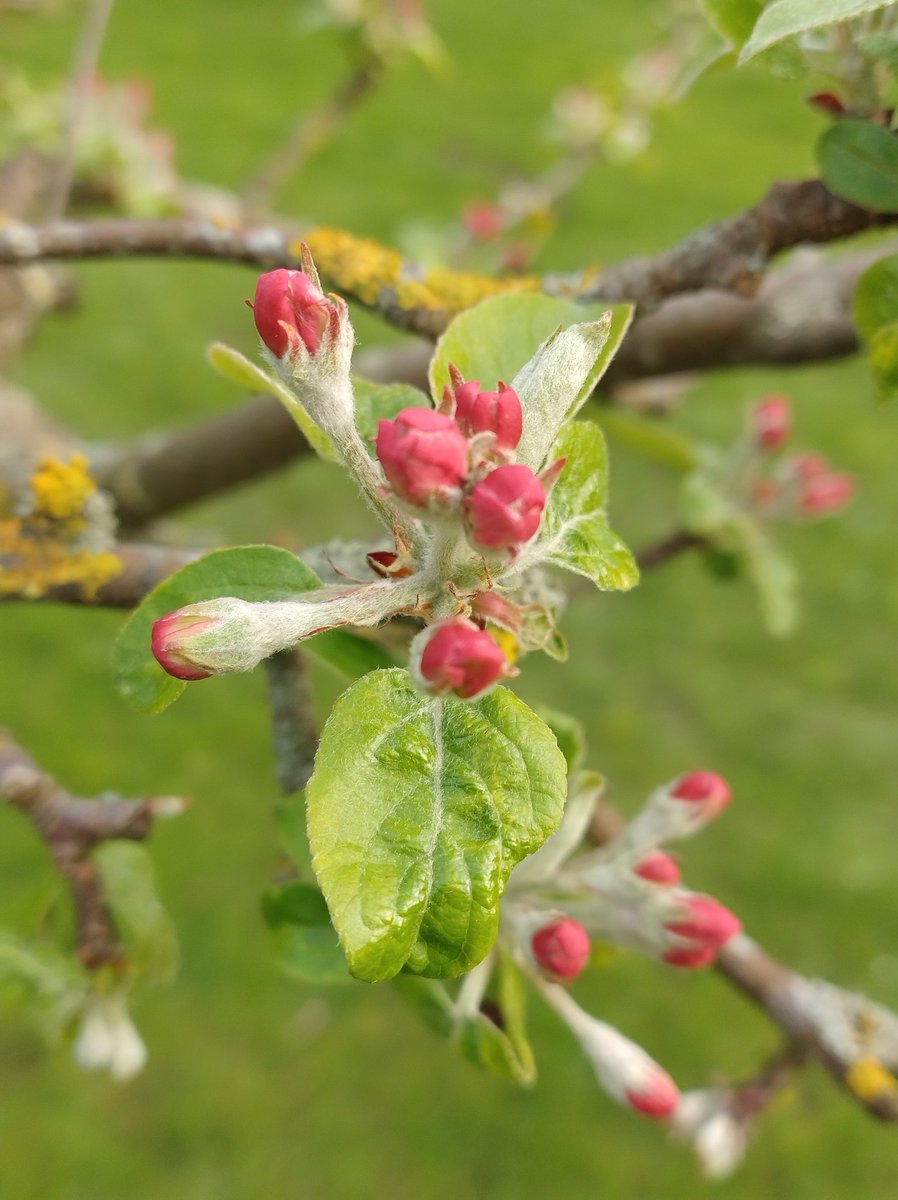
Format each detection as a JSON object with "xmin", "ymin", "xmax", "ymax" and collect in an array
[
  {"xmin": 634, "ymin": 851, "xmax": 681, "ymax": 885},
  {"xmin": 453, "ymin": 380, "xmax": 523, "ymax": 454},
  {"xmin": 414, "ymin": 617, "xmax": 508, "ymax": 700},
  {"xmin": 531, "ymin": 917, "xmax": 591, "ymax": 981},
  {"xmin": 800, "ymin": 471, "xmax": 855, "ymax": 516},
  {"xmin": 807, "ymin": 91, "xmax": 846, "ymax": 117},
  {"xmin": 462, "ymin": 200, "xmax": 505, "ymax": 242},
  {"xmin": 376, "ymin": 408, "xmax": 469, "ymax": 507},
  {"xmin": 73, "ymin": 993, "xmax": 148, "ymax": 1081},
  {"xmin": 670, "ymin": 771, "xmax": 732, "ymax": 821},
  {"xmin": 151, "ymin": 611, "xmax": 219, "ymax": 680},
  {"xmin": 465, "ymin": 464, "xmax": 547, "ymax": 552},
  {"xmin": 625, "ymin": 1067, "xmax": 680, "ymax": 1119},
  {"xmin": 751, "ymin": 394, "xmax": 791, "ymax": 449},
  {"xmin": 790, "ymin": 451, "xmax": 828, "ymax": 480},
  {"xmin": 251, "ymin": 268, "xmax": 333, "ymax": 359},
  {"xmin": 663, "ymin": 895, "xmax": 741, "ymax": 967}
]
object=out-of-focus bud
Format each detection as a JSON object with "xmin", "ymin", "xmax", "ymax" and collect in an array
[
  {"xmin": 462, "ymin": 200, "xmax": 506, "ymax": 242},
  {"xmin": 634, "ymin": 850, "xmax": 681, "ymax": 885},
  {"xmin": 789, "ymin": 451, "xmax": 828, "ymax": 480},
  {"xmin": 413, "ymin": 617, "xmax": 509, "ymax": 700},
  {"xmin": 670, "ymin": 771, "xmax": 732, "ymax": 822},
  {"xmin": 751, "ymin": 394, "xmax": 791, "ymax": 450},
  {"xmin": 807, "ymin": 91, "xmax": 847, "ymax": 117},
  {"xmin": 663, "ymin": 894, "xmax": 741, "ymax": 967},
  {"xmin": 376, "ymin": 407, "xmax": 469, "ymax": 507},
  {"xmin": 73, "ymin": 993, "xmax": 148, "ymax": 1082},
  {"xmin": 151, "ymin": 611, "xmax": 220, "ymax": 680},
  {"xmin": 251, "ymin": 268, "xmax": 333, "ymax": 359},
  {"xmin": 465, "ymin": 464, "xmax": 547, "ymax": 552},
  {"xmin": 531, "ymin": 916, "xmax": 591, "ymax": 981},
  {"xmin": 469, "ymin": 589, "xmax": 523, "ymax": 634},
  {"xmin": 673, "ymin": 1089, "xmax": 750, "ymax": 1179},
  {"xmin": 453, "ymin": 379, "xmax": 523, "ymax": 455},
  {"xmin": 626, "ymin": 1066, "xmax": 681, "ymax": 1119},
  {"xmin": 799, "ymin": 472, "xmax": 855, "ymax": 516}
]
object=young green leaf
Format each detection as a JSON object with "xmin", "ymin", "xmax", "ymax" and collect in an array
[
  {"xmin": 598, "ymin": 409, "xmax": 698, "ymax": 473},
  {"xmin": 262, "ymin": 881, "xmax": 351, "ymax": 985},
  {"xmin": 0, "ymin": 930, "xmax": 87, "ymax": 1030},
  {"xmin": 94, "ymin": 842, "xmax": 179, "ymax": 987},
  {"xmin": 853, "ymin": 254, "xmax": 898, "ymax": 341},
  {"xmin": 733, "ymin": 516, "xmax": 800, "ymax": 637},
  {"xmin": 307, "ymin": 669, "xmax": 567, "ymax": 983},
  {"xmin": 699, "ymin": 0, "xmax": 763, "ymax": 45},
  {"xmin": 537, "ymin": 421, "xmax": 639, "ymax": 592},
  {"xmin": 114, "ymin": 546, "xmax": 392, "ymax": 713},
  {"xmin": 207, "ymin": 342, "xmax": 338, "ymax": 461},
  {"xmin": 868, "ymin": 322, "xmax": 898, "ymax": 401},
  {"xmin": 816, "ymin": 122, "xmax": 898, "ymax": 213},
  {"xmin": 535, "ymin": 707, "xmax": 586, "ymax": 775},
  {"xmin": 739, "ymin": 0, "xmax": 893, "ymax": 64}
]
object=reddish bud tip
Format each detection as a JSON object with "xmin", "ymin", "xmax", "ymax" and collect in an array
[
  {"xmin": 251, "ymin": 268, "xmax": 332, "ymax": 359},
  {"xmin": 531, "ymin": 917, "xmax": 591, "ymax": 981},
  {"xmin": 789, "ymin": 452, "xmax": 828, "ymax": 481},
  {"xmin": 418, "ymin": 617, "xmax": 508, "ymax": 700},
  {"xmin": 634, "ymin": 851, "xmax": 681, "ymax": 886},
  {"xmin": 465, "ymin": 464, "xmax": 547, "ymax": 552},
  {"xmin": 454, "ymin": 382, "xmax": 523, "ymax": 454},
  {"xmin": 800, "ymin": 472, "xmax": 855, "ymax": 516},
  {"xmin": 670, "ymin": 771, "xmax": 732, "ymax": 820},
  {"xmin": 375, "ymin": 407, "xmax": 469, "ymax": 507},
  {"xmin": 752, "ymin": 394, "xmax": 791, "ymax": 450},
  {"xmin": 661, "ymin": 944, "xmax": 718, "ymax": 970},
  {"xmin": 625, "ymin": 1068, "xmax": 680, "ymax": 1119},
  {"xmin": 807, "ymin": 91, "xmax": 846, "ymax": 117},
  {"xmin": 666, "ymin": 896, "xmax": 742, "ymax": 951},
  {"xmin": 462, "ymin": 201, "xmax": 505, "ymax": 242},
  {"xmin": 151, "ymin": 612, "xmax": 217, "ymax": 681}
]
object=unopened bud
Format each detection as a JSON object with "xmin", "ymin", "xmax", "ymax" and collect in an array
[
  {"xmin": 376, "ymin": 408, "xmax": 469, "ymax": 507},
  {"xmin": 626, "ymin": 1066, "xmax": 680, "ymax": 1119},
  {"xmin": 151, "ymin": 611, "xmax": 220, "ymax": 680},
  {"xmin": 462, "ymin": 201, "xmax": 505, "ymax": 242},
  {"xmin": 531, "ymin": 917, "xmax": 591, "ymax": 981},
  {"xmin": 453, "ymin": 379, "xmax": 523, "ymax": 455},
  {"xmin": 634, "ymin": 851, "xmax": 681, "ymax": 885},
  {"xmin": 751, "ymin": 394, "xmax": 791, "ymax": 450},
  {"xmin": 670, "ymin": 771, "xmax": 732, "ymax": 822},
  {"xmin": 800, "ymin": 471, "xmax": 855, "ymax": 516},
  {"xmin": 251, "ymin": 268, "xmax": 333, "ymax": 359},
  {"xmin": 807, "ymin": 91, "xmax": 846, "ymax": 117},
  {"xmin": 414, "ymin": 617, "xmax": 508, "ymax": 700},
  {"xmin": 663, "ymin": 894, "xmax": 741, "ymax": 967},
  {"xmin": 789, "ymin": 451, "xmax": 828, "ymax": 481},
  {"xmin": 465, "ymin": 464, "xmax": 547, "ymax": 552}
]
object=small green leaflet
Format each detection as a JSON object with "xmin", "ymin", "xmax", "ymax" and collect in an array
[
  {"xmin": 816, "ymin": 121, "xmax": 898, "ymax": 213},
  {"xmin": 854, "ymin": 255, "xmax": 898, "ymax": 401},
  {"xmin": 307, "ymin": 669, "xmax": 567, "ymax": 983},
  {"xmin": 114, "ymin": 545, "xmax": 395, "ymax": 714},
  {"xmin": 699, "ymin": 0, "xmax": 763, "ymax": 46},
  {"xmin": 95, "ymin": 842, "xmax": 179, "ymax": 987},
  {"xmin": 739, "ymin": 0, "xmax": 894, "ymax": 64},
  {"xmin": 0, "ymin": 930, "xmax": 87, "ymax": 1030},
  {"xmin": 207, "ymin": 342, "xmax": 338, "ymax": 462},
  {"xmin": 539, "ymin": 421, "xmax": 639, "ymax": 592},
  {"xmin": 262, "ymin": 881, "xmax": 350, "ymax": 985}
]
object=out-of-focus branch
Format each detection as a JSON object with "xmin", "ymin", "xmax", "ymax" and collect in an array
[
  {"xmin": 636, "ymin": 530, "xmax": 706, "ymax": 571},
  {"xmin": 0, "ymin": 542, "xmax": 201, "ymax": 607},
  {"xmin": 587, "ymin": 798, "xmax": 898, "ymax": 1123},
  {"xmin": 264, "ymin": 649, "xmax": 319, "ymax": 794},
  {"xmin": 0, "ymin": 730, "xmax": 182, "ymax": 969},
  {"xmin": 0, "ymin": 179, "xmax": 892, "ymax": 336}
]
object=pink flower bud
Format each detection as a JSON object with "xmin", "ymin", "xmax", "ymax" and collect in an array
[
  {"xmin": 790, "ymin": 451, "xmax": 828, "ymax": 480},
  {"xmin": 751, "ymin": 394, "xmax": 791, "ymax": 449},
  {"xmin": 151, "ymin": 612, "xmax": 219, "ymax": 681},
  {"xmin": 250, "ymin": 268, "xmax": 334, "ymax": 359},
  {"xmin": 625, "ymin": 1066, "xmax": 680, "ymax": 1119},
  {"xmin": 634, "ymin": 851, "xmax": 681, "ymax": 885},
  {"xmin": 662, "ymin": 945, "xmax": 717, "ymax": 969},
  {"xmin": 670, "ymin": 771, "xmax": 731, "ymax": 821},
  {"xmin": 453, "ymin": 380, "xmax": 523, "ymax": 454},
  {"xmin": 531, "ymin": 917, "xmax": 591, "ymax": 981},
  {"xmin": 664, "ymin": 895, "xmax": 741, "ymax": 961},
  {"xmin": 807, "ymin": 91, "xmax": 846, "ymax": 117},
  {"xmin": 376, "ymin": 408, "xmax": 470, "ymax": 507},
  {"xmin": 417, "ymin": 617, "xmax": 508, "ymax": 700},
  {"xmin": 462, "ymin": 200, "xmax": 506, "ymax": 242},
  {"xmin": 465, "ymin": 464, "xmax": 547, "ymax": 552},
  {"xmin": 800, "ymin": 471, "xmax": 855, "ymax": 516},
  {"xmin": 469, "ymin": 590, "xmax": 523, "ymax": 634}
]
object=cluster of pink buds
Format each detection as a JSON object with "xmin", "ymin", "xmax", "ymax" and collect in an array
[
  {"xmin": 374, "ymin": 365, "xmax": 563, "ymax": 555},
  {"xmin": 741, "ymin": 395, "xmax": 855, "ymax": 520}
]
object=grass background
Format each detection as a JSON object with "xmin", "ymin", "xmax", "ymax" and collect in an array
[{"xmin": 2, "ymin": 0, "xmax": 898, "ymax": 1196}]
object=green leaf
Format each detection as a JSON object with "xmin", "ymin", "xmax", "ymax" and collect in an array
[
  {"xmin": 392, "ymin": 975, "xmax": 455, "ymax": 1037},
  {"xmin": 207, "ymin": 342, "xmax": 338, "ymax": 461},
  {"xmin": 428, "ymin": 293, "xmax": 633, "ymax": 468},
  {"xmin": 262, "ymin": 881, "xmax": 350, "ymax": 985},
  {"xmin": 535, "ymin": 707, "xmax": 586, "ymax": 775},
  {"xmin": 816, "ymin": 121, "xmax": 898, "ymax": 213},
  {"xmin": 492, "ymin": 947, "xmax": 536, "ymax": 1085},
  {"xmin": 699, "ymin": 0, "xmax": 763, "ymax": 45},
  {"xmin": 734, "ymin": 517, "xmax": 800, "ymax": 637},
  {"xmin": 353, "ymin": 379, "xmax": 431, "ymax": 457},
  {"xmin": 94, "ymin": 842, "xmax": 179, "ymax": 986},
  {"xmin": 597, "ymin": 409, "xmax": 698, "ymax": 473},
  {"xmin": 307, "ymin": 669, "xmax": 567, "ymax": 982},
  {"xmin": 740, "ymin": 0, "xmax": 893, "ymax": 64},
  {"xmin": 114, "ymin": 546, "xmax": 389, "ymax": 713},
  {"xmin": 273, "ymin": 792, "xmax": 313, "ymax": 875},
  {"xmin": 539, "ymin": 421, "xmax": 639, "ymax": 591},
  {"xmin": 868, "ymin": 321, "xmax": 898, "ymax": 401},
  {"xmin": 857, "ymin": 31, "xmax": 898, "ymax": 73},
  {"xmin": 0, "ymin": 930, "xmax": 86, "ymax": 1028},
  {"xmin": 680, "ymin": 471, "xmax": 735, "ymax": 535},
  {"xmin": 853, "ymin": 253, "xmax": 898, "ymax": 340}
]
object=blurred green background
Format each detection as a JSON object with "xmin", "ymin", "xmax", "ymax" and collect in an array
[{"xmin": 2, "ymin": 1, "xmax": 898, "ymax": 1196}]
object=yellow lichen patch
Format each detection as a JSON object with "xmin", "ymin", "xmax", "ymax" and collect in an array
[
  {"xmin": 30, "ymin": 453, "xmax": 95, "ymax": 522},
  {"xmin": 301, "ymin": 227, "xmax": 540, "ymax": 323},
  {"xmin": 845, "ymin": 1056, "xmax": 898, "ymax": 1103},
  {"xmin": 0, "ymin": 517, "xmax": 121, "ymax": 599}
]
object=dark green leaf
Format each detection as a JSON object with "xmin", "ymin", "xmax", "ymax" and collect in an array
[
  {"xmin": 817, "ymin": 121, "xmax": 898, "ymax": 213},
  {"xmin": 262, "ymin": 881, "xmax": 350, "ymax": 985}
]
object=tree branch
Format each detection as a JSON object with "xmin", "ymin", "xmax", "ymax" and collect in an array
[
  {"xmin": 264, "ymin": 649, "xmax": 319, "ymax": 794},
  {"xmin": 636, "ymin": 530, "xmax": 706, "ymax": 571},
  {"xmin": 0, "ymin": 730, "xmax": 182, "ymax": 970},
  {"xmin": 0, "ymin": 542, "xmax": 202, "ymax": 607}
]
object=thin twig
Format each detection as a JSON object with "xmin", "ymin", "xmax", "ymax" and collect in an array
[
  {"xmin": 636, "ymin": 530, "xmax": 706, "ymax": 571},
  {"xmin": 264, "ymin": 649, "xmax": 319, "ymax": 794}
]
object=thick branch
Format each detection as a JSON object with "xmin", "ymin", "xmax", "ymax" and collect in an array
[
  {"xmin": 0, "ymin": 542, "xmax": 202, "ymax": 607},
  {"xmin": 264, "ymin": 649, "xmax": 319, "ymax": 794},
  {"xmin": 0, "ymin": 730, "xmax": 180, "ymax": 969}
]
